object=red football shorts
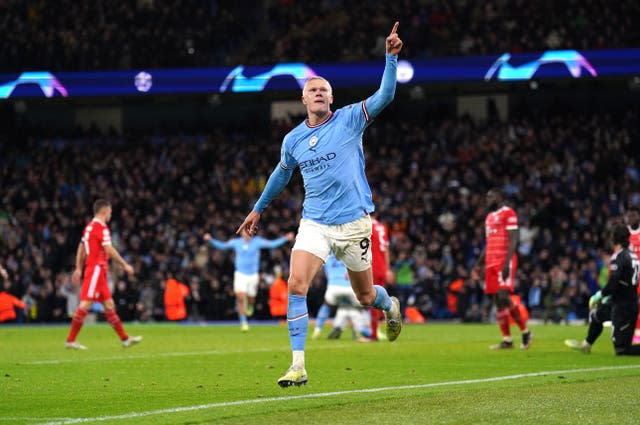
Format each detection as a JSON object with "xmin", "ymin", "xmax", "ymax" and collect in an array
[
  {"xmin": 80, "ymin": 264, "xmax": 112, "ymax": 302},
  {"xmin": 484, "ymin": 256, "xmax": 517, "ymax": 295}
]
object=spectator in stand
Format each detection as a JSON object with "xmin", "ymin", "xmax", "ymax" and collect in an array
[
  {"xmin": 164, "ymin": 275, "xmax": 190, "ymax": 321},
  {"xmin": 0, "ymin": 281, "xmax": 26, "ymax": 323},
  {"xmin": 1, "ymin": 1, "xmax": 637, "ymax": 72},
  {"xmin": 269, "ymin": 266, "xmax": 288, "ymax": 320}
]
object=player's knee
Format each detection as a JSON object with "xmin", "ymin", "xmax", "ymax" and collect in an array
[{"xmin": 287, "ymin": 274, "xmax": 309, "ymax": 296}]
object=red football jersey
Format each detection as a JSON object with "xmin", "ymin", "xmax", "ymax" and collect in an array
[
  {"xmin": 629, "ymin": 227, "xmax": 640, "ymax": 284},
  {"xmin": 485, "ymin": 206, "xmax": 518, "ymax": 268},
  {"xmin": 628, "ymin": 226, "xmax": 640, "ymax": 259},
  {"xmin": 81, "ymin": 218, "xmax": 111, "ymax": 267},
  {"xmin": 371, "ymin": 218, "xmax": 389, "ymax": 277}
]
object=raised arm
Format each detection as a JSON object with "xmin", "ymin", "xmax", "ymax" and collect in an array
[
  {"xmin": 208, "ymin": 238, "xmax": 236, "ymax": 250},
  {"xmin": 364, "ymin": 22, "xmax": 403, "ymax": 119}
]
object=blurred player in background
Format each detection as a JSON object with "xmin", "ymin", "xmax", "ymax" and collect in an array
[
  {"xmin": 204, "ymin": 230, "xmax": 294, "ymax": 331},
  {"xmin": 237, "ymin": 22, "xmax": 404, "ymax": 387},
  {"xmin": 327, "ymin": 302, "xmax": 372, "ymax": 342},
  {"xmin": 312, "ymin": 254, "xmax": 361, "ymax": 339},
  {"xmin": 565, "ymin": 224, "xmax": 640, "ymax": 355},
  {"xmin": 625, "ymin": 206, "xmax": 640, "ymax": 344},
  {"xmin": 474, "ymin": 189, "xmax": 532, "ymax": 350},
  {"xmin": 369, "ymin": 214, "xmax": 393, "ymax": 340},
  {"xmin": 65, "ymin": 199, "xmax": 142, "ymax": 349}
]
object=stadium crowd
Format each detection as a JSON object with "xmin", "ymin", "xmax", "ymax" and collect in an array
[
  {"xmin": 1, "ymin": 0, "xmax": 638, "ymax": 71},
  {"xmin": 1, "ymin": 107, "xmax": 637, "ymax": 324}
]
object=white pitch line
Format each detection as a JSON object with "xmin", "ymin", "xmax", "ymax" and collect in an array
[
  {"xmin": 21, "ymin": 343, "xmax": 355, "ymax": 365},
  {"xmin": 33, "ymin": 365, "xmax": 640, "ymax": 425},
  {"xmin": 0, "ymin": 419, "xmax": 76, "ymax": 423}
]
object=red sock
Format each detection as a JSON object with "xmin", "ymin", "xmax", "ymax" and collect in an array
[
  {"xmin": 497, "ymin": 309, "xmax": 511, "ymax": 338},
  {"xmin": 105, "ymin": 310, "xmax": 128, "ymax": 341},
  {"xmin": 67, "ymin": 307, "xmax": 88, "ymax": 342},
  {"xmin": 509, "ymin": 304, "xmax": 527, "ymax": 331},
  {"xmin": 370, "ymin": 308, "xmax": 382, "ymax": 339}
]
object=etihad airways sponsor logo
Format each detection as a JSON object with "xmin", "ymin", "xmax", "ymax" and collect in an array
[{"xmin": 299, "ymin": 152, "xmax": 336, "ymax": 171}]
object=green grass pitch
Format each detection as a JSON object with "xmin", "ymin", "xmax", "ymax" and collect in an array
[{"xmin": 1, "ymin": 322, "xmax": 639, "ymax": 424}]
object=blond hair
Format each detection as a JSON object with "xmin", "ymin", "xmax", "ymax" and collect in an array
[{"xmin": 302, "ymin": 76, "xmax": 333, "ymax": 95}]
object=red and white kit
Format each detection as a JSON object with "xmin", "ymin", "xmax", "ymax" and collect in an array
[
  {"xmin": 484, "ymin": 206, "xmax": 518, "ymax": 294},
  {"xmin": 371, "ymin": 217, "xmax": 390, "ymax": 285},
  {"xmin": 80, "ymin": 218, "xmax": 112, "ymax": 302}
]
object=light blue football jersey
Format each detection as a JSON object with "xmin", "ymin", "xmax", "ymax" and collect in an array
[
  {"xmin": 209, "ymin": 236, "xmax": 288, "ymax": 274},
  {"xmin": 279, "ymin": 100, "xmax": 373, "ymax": 225}
]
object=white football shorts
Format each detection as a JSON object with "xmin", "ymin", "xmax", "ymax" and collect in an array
[
  {"xmin": 233, "ymin": 271, "xmax": 259, "ymax": 297},
  {"xmin": 293, "ymin": 215, "xmax": 372, "ymax": 272}
]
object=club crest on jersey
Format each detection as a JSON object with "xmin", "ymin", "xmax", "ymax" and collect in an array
[{"xmin": 309, "ymin": 135, "xmax": 319, "ymax": 151}]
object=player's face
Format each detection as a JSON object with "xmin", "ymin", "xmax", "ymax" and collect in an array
[
  {"xmin": 103, "ymin": 206, "xmax": 112, "ymax": 222},
  {"xmin": 302, "ymin": 79, "xmax": 333, "ymax": 115},
  {"xmin": 627, "ymin": 210, "xmax": 640, "ymax": 228},
  {"xmin": 486, "ymin": 191, "xmax": 499, "ymax": 209}
]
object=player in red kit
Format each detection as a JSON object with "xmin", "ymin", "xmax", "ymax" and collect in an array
[
  {"xmin": 474, "ymin": 189, "xmax": 531, "ymax": 349},
  {"xmin": 65, "ymin": 199, "xmax": 142, "ymax": 350},
  {"xmin": 370, "ymin": 215, "xmax": 394, "ymax": 340},
  {"xmin": 626, "ymin": 206, "xmax": 640, "ymax": 344}
]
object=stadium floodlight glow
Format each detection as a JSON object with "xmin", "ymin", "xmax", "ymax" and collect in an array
[
  {"xmin": 0, "ymin": 72, "xmax": 68, "ymax": 98},
  {"xmin": 219, "ymin": 63, "xmax": 317, "ymax": 93},
  {"xmin": 484, "ymin": 50, "xmax": 598, "ymax": 81}
]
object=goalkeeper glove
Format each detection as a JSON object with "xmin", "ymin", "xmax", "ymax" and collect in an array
[
  {"xmin": 589, "ymin": 291, "xmax": 602, "ymax": 309},
  {"xmin": 589, "ymin": 291, "xmax": 610, "ymax": 309}
]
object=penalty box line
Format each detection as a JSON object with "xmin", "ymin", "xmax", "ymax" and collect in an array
[{"xmin": 36, "ymin": 364, "xmax": 640, "ymax": 425}]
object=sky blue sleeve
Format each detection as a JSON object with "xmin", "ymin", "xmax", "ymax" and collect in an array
[
  {"xmin": 253, "ymin": 164, "xmax": 294, "ymax": 213},
  {"xmin": 363, "ymin": 54, "xmax": 398, "ymax": 120},
  {"xmin": 257, "ymin": 236, "xmax": 289, "ymax": 249},
  {"xmin": 209, "ymin": 238, "xmax": 235, "ymax": 250}
]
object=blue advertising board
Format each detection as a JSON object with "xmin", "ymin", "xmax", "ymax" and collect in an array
[{"xmin": 1, "ymin": 49, "xmax": 638, "ymax": 99}]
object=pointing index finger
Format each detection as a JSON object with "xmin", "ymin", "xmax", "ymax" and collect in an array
[{"xmin": 389, "ymin": 21, "xmax": 399, "ymax": 35}]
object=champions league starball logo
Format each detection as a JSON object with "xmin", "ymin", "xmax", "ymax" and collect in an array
[
  {"xmin": 484, "ymin": 50, "xmax": 597, "ymax": 81},
  {"xmin": 220, "ymin": 63, "xmax": 318, "ymax": 93},
  {"xmin": 134, "ymin": 71, "xmax": 153, "ymax": 92},
  {"xmin": 0, "ymin": 72, "xmax": 68, "ymax": 98}
]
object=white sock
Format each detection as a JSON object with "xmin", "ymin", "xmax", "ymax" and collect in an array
[{"xmin": 292, "ymin": 350, "xmax": 305, "ymax": 369}]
